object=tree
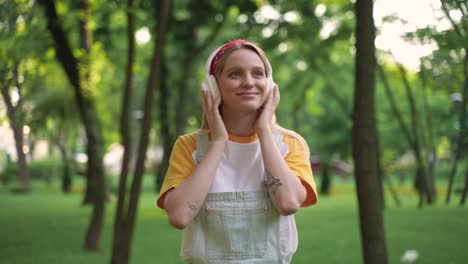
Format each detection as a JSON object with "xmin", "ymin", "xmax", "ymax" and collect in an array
[
  {"xmin": 111, "ymin": 0, "xmax": 136, "ymax": 261},
  {"xmin": 442, "ymin": 0, "xmax": 468, "ymax": 204},
  {"xmin": 0, "ymin": 63, "xmax": 30, "ymax": 191},
  {"xmin": 29, "ymin": 69, "xmax": 79, "ymax": 193},
  {"xmin": 262, "ymin": 1, "xmax": 355, "ymax": 196},
  {"xmin": 377, "ymin": 63, "xmax": 434, "ymax": 206},
  {"xmin": 460, "ymin": 156, "xmax": 468, "ymax": 205},
  {"xmin": 38, "ymin": 0, "xmax": 106, "ymax": 251},
  {"xmin": 352, "ymin": 0, "xmax": 388, "ymax": 263},
  {"xmin": 398, "ymin": 63, "xmax": 435, "ymax": 205},
  {"xmin": 110, "ymin": 0, "xmax": 171, "ymax": 263},
  {"xmin": 0, "ymin": 0, "xmax": 43, "ymax": 191}
]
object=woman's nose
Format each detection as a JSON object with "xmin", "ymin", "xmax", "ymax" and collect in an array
[{"xmin": 243, "ymin": 74, "xmax": 255, "ymax": 87}]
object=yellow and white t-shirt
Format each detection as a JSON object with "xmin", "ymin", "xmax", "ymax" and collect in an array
[
  {"xmin": 156, "ymin": 131, "xmax": 317, "ymax": 262},
  {"xmin": 157, "ymin": 132, "xmax": 317, "ymax": 209}
]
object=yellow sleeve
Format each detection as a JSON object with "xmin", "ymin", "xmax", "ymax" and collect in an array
[
  {"xmin": 283, "ymin": 133, "xmax": 318, "ymax": 207},
  {"xmin": 156, "ymin": 133, "xmax": 197, "ymax": 209}
]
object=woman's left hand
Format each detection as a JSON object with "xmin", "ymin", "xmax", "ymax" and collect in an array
[{"xmin": 255, "ymin": 84, "xmax": 279, "ymax": 132}]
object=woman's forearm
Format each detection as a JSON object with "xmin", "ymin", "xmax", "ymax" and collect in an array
[
  {"xmin": 258, "ymin": 129, "xmax": 306, "ymax": 215},
  {"xmin": 164, "ymin": 141, "xmax": 225, "ymax": 229}
]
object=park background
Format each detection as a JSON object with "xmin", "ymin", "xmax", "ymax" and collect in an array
[{"xmin": 1, "ymin": 0, "xmax": 467, "ymax": 263}]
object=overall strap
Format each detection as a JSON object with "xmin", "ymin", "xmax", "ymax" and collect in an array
[{"xmin": 195, "ymin": 133, "xmax": 210, "ymax": 165}]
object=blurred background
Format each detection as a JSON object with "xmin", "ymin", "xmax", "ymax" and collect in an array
[{"xmin": 0, "ymin": 0, "xmax": 467, "ymax": 263}]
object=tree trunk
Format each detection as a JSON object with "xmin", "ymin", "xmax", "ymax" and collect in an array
[
  {"xmin": 174, "ymin": 8, "xmax": 196, "ymax": 136},
  {"xmin": 447, "ymin": 52, "xmax": 468, "ymax": 204},
  {"xmin": 78, "ymin": 0, "xmax": 106, "ymax": 251},
  {"xmin": 57, "ymin": 142, "xmax": 73, "ymax": 193},
  {"xmin": 419, "ymin": 67, "xmax": 437, "ymax": 201},
  {"xmin": 80, "ymin": 0, "xmax": 96, "ymax": 205},
  {"xmin": 156, "ymin": 61, "xmax": 173, "ymax": 191},
  {"xmin": 398, "ymin": 64, "xmax": 434, "ymax": 205},
  {"xmin": 383, "ymin": 172, "xmax": 401, "ymax": 207},
  {"xmin": 319, "ymin": 158, "xmax": 331, "ymax": 195},
  {"xmin": 0, "ymin": 65, "xmax": 30, "ymax": 191},
  {"xmin": 2, "ymin": 100, "xmax": 30, "ymax": 191},
  {"xmin": 353, "ymin": 1, "xmax": 388, "ymax": 263},
  {"xmin": 460, "ymin": 160, "xmax": 468, "ymax": 205},
  {"xmin": 83, "ymin": 129, "xmax": 106, "ymax": 251},
  {"xmin": 377, "ymin": 65, "xmax": 426, "ymax": 205},
  {"xmin": 111, "ymin": 1, "xmax": 171, "ymax": 263},
  {"xmin": 155, "ymin": 4, "xmax": 228, "ymax": 191},
  {"xmin": 39, "ymin": 0, "xmax": 106, "ymax": 251},
  {"xmin": 111, "ymin": 0, "xmax": 136, "ymax": 261}
]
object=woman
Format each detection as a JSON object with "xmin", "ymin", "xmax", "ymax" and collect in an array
[{"xmin": 157, "ymin": 39, "xmax": 317, "ymax": 263}]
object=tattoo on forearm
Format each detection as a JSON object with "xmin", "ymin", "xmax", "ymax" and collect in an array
[
  {"xmin": 264, "ymin": 171, "xmax": 283, "ymax": 194},
  {"xmin": 187, "ymin": 201, "xmax": 199, "ymax": 211}
]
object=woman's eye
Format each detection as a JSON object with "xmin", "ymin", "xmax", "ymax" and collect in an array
[
  {"xmin": 230, "ymin": 72, "xmax": 240, "ymax": 78},
  {"xmin": 254, "ymin": 71, "xmax": 265, "ymax": 77}
]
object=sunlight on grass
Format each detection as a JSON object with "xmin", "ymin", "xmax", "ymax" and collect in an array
[{"xmin": 1, "ymin": 179, "xmax": 467, "ymax": 264}]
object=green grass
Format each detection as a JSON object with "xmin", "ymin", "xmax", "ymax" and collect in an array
[{"xmin": 1, "ymin": 179, "xmax": 467, "ymax": 264}]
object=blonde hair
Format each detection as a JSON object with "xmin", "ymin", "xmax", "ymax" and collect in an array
[
  {"xmin": 198, "ymin": 40, "xmax": 310, "ymax": 161},
  {"xmin": 213, "ymin": 43, "xmax": 271, "ymax": 79}
]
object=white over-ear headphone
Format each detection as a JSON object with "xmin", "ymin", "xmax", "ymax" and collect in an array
[
  {"xmin": 201, "ymin": 45, "xmax": 222, "ymax": 100},
  {"xmin": 201, "ymin": 43, "xmax": 275, "ymax": 102}
]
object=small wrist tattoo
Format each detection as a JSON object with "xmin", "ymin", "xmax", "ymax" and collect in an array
[
  {"xmin": 264, "ymin": 171, "xmax": 283, "ymax": 194},
  {"xmin": 187, "ymin": 201, "xmax": 199, "ymax": 211}
]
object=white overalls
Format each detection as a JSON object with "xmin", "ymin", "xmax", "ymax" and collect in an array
[{"xmin": 181, "ymin": 133, "xmax": 298, "ymax": 264}]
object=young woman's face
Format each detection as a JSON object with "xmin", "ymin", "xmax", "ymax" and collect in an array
[{"xmin": 217, "ymin": 48, "xmax": 269, "ymax": 113}]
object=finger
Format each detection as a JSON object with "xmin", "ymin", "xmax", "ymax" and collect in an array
[
  {"xmin": 266, "ymin": 87, "xmax": 274, "ymax": 106},
  {"xmin": 205, "ymin": 90, "xmax": 214, "ymax": 116},
  {"xmin": 213, "ymin": 91, "xmax": 221, "ymax": 108},
  {"xmin": 200, "ymin": 90, "xmax": 208, "ymax": 116},
  {"xmin": 207, "ymin": 89, "xmax": 217, "ymax": 112},
  {"xmin": 268, "ymin": 85, "xmax": 278, "ymax": 107}
]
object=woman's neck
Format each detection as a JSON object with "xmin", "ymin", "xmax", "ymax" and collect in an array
[{"xmin": 222, "ymin": 108, "xmax": 257, "ymax": 137}]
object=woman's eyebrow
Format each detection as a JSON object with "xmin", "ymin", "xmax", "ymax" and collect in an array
[
  {"xmin": 225, "ymin": 66, "xmax": 241, "ymax": 72},
  {"xmin": 225, "ymin": 65, "xmax": 265, "ymax": 72},
  {"xmin": 251, "ymin": 66, "xmax": 265, "ymax": 71}
]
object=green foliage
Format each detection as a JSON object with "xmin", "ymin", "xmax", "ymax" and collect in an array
[
  {"xmin": 0, "ymin": 158, "xmax": 64, "ymax": 184},
  {"xmin": 0, "ymin": 0, "xmax": 464, "ymax": 203}
]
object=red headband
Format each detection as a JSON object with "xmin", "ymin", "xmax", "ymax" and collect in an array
[{"xmin": 209, "ymin": 39, "xmax": 248, "ymax": 75}]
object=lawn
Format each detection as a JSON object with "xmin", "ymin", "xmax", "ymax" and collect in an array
[{"xmin": 0, "ymin": 179, "xmax": 467, "ymax": 264}]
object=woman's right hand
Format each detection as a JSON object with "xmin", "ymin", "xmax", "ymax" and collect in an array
[{"xmin": 200, "ymin": 90, "xmax": 228, "ymax": 144}]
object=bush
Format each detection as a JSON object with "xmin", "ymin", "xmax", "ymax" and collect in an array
[
  {"xmin": 0, "ymin": 163, "xmax": 18, "ymax": 184},
  {"xmin": 29, "ymin": 158, "xmax": 64, "ymax": 183},
  {"xmin": 0, "ymin": 158, "xmax": 64, "ymax": 184}
]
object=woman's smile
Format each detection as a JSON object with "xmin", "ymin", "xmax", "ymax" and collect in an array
[{"xmin": 237, "ymin": 91, "xmax": 259, "ymax": 98}]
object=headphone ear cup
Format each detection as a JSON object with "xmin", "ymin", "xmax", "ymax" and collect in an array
[
  {"xmin": 268, "ymin": 76, "xmax": 275, "ymax": 90},
  {"xmin": 201, "ymin": 80, "xmax": 209, "ymax": 91},
  {"xmin": 202, "ymin": 75, "xmax": 221, "ymax": 102}
]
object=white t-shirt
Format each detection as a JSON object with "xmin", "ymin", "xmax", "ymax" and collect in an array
[{"xmin": 157, "ymin": 131, "xmax": 317, "ymax": 262}]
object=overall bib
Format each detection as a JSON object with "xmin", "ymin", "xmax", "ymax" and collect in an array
[
  {"xmin": 189, "ymin": 191, "xmax": 281, "ymax": 263},
  {"xmin": 182, "ymin": 133, "xmax": 295, "ymax": 264}
]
